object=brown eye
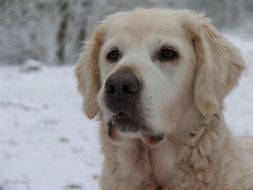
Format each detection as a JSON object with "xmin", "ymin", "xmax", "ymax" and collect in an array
[
  {"xmin": 106, "ymin": 48, "xmax": 121, "ymax": 62},
  {"xmin": 158, "ymin": 47, "xmax": 178, "ymax": 62}
]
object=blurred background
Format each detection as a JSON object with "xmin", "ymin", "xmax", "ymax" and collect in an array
[
  {"xmin": 0, "ymin": 0, "xmax": 253, "ymax": 65},
  {"xmin": 0, "ymin": 1, "xmax": 253, "ymax": 190}
]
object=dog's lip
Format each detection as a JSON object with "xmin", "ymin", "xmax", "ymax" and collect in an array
[
  {"xmin": 142, "ymin": 133, "xmax": 164, "ymax": 146},
  {"xmin": 112, "ymin": 112, "xmax": 135, "ymax": 125},
  {"xmin": 111, "ymin": 112, "xmax": 139, "ymax": 133},
  {"xmin": 107, "ymin": 113, "xmax": 164, "ymax": 145},
  {"xmin": 114, "ymin": 112, "xmax": 130, "ymax": 121},
  {"xmin": 117, "ymin": 111, "xmax": 127, "ymax": 117}
]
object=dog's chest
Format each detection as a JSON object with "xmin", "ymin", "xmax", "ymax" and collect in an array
[
  {"xmin": 116, "ymin": 140, "xmax": 174, "ymax": 187},
  {"xmin": 150, "ymin": 145, "xmax": 175, "ymax": 186}
]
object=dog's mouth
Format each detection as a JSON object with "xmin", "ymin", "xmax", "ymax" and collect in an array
[{"xmin": 107, "ymin": 112, "xmax": 164, "ymax": 146}]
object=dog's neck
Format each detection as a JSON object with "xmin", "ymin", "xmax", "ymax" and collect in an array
[
  {"xmin": 147, "ymin": 113, "xmax": 227, "ymax": 187},
  {"xmin": 172, "ymin": 113, "xmax": 226, "ymax": 149},
  {"xmin": 100, "ymin": 113, "xmax": 234, "ymax": 189}
]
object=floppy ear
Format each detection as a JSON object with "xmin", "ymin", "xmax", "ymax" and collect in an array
[
  {"xmin": 185, "ymin": 14, "xmax": 245, "ymax": 117},
  {"xmin": 75, "ymin": 24, "xmax": 106, "ymax": 119}
]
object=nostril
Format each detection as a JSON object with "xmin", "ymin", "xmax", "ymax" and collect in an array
[
  {"xmin": 122, "ymin": 85, "xmax": 130, "ymax": 93},
  {"xmin": 105, "ymin": 72, "xmax": 140, "ymax": 96},
  {"xmin": 106, "ymin": 84, "xmax": 116, "ymax": 93},
  {"xmin": 125, "ymin": 77, "xmax": 140, "ymax": 93},
  {"xmin": 122, "ymin": 83, "xmax": 139, "ymax": 94}
]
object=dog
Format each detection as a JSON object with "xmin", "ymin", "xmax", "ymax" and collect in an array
[{"xmin": 75, "ymin": 8, "xmax": 253, "ymax": 190}]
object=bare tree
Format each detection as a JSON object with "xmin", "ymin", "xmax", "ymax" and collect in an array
[{"xmin": 57, "ymin": 0, "xmax": 69, "ymax": 64}]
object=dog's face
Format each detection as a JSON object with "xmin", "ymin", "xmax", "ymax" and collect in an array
[
  {"xmin": 76, "ymin": 9, "xmax": 245, "ymax": 146},
  {"xmin": 97, "ymin": 10, "xmax": 197, "ymax": 144}
]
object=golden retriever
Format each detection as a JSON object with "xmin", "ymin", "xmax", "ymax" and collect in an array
[{"xmin": 75, "ymin": 8, "xmax": 253, "ymax": 190}]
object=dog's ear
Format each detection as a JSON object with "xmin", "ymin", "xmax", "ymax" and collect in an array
[
  {"xmin": 75, "ymin": 24, "xmax": 106, "ymax": 119},
  {"xmin": 185, "ymin": 13, "xmax": 245, "ymax": 117}
]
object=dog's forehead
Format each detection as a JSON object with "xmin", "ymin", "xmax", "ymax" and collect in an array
[{"xmin": 105, "ymin": 9, "xmax": 187, "ymax": 42}]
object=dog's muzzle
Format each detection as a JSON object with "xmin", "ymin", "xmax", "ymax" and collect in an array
[
  {"xmin": 105, "ymin": 72, "xmax": 140, "ymax": 113},
  {"xmin": 104, "ymin": 71, "xmax": 164, "ymax": 145}
]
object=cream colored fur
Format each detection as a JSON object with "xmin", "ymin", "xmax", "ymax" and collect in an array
[{"xmin": 75, "ymin": 8, "xmax": 253, "ymax": 190}]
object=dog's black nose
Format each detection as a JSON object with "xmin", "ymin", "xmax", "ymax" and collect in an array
[{"xmin": 105, "ymin": 72, "xmax": 140, "ymax": 113}]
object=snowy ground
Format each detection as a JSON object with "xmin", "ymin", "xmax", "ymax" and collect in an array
[{"xmin": 0, "ymin": 35, "xmax": 253, "ymax": 190}]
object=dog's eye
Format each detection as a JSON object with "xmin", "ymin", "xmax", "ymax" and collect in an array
[
  {"xmin": 158, "ymin": 47, "xmax": 178, "ymax": 62},
  {"xmin": 106, "ymin": 48, "xmax": 121, "ymax": 63}
]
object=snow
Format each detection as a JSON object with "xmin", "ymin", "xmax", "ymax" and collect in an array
[
  {"xmin": 0, "ymin": 35, "xmax": 253, "ymax": 190},
  {"xmin": 224, "ymin": 34, "xmax": 253, "ymax": 134},
  {"xmin": 20, "ymin": 59, "xmax": 43, "ymax": 73},
  {"xmin": 0, "ymin": 66, "xmax": 101, "ymax": 190}
]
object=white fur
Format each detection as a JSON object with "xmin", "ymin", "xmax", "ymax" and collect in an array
[
  {"xmin": 98, "ymin": 30, "xmax": 196, "ymax": 134},
  {"xmin": 75, "ymin": 8, "xmax": 253, "ymax": 190}
]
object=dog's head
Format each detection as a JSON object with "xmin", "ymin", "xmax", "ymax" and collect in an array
[{"xmin": 76, "ymin": 9, "xmax": 245, "ymax": 145}]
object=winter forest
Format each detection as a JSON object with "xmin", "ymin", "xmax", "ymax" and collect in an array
[
  {"xmin": 1, "ymin": 0, "xmax": 253, "ymax": 65},
  {"xmin": 1, "ymin": 0, "xmax": 253, "ymax": 190}
]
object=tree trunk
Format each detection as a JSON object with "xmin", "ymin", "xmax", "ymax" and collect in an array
[{"xmin": 57, "ymin": 0, "xmax": 69, "ymax": 64}]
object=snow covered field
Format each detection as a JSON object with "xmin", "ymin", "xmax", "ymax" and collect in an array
[{"xmin": 0, "ymin": 35, "xmax": 253, "ymax": 190}]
